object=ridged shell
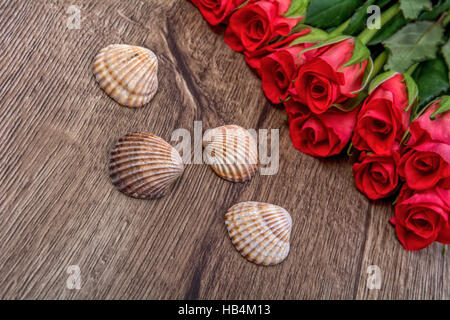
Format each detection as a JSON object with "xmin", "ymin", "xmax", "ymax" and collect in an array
[
  {"xmin": 109, "ymin": 132, "xmax": 184, "ymax": 199},
  {"xmin": 203, "ymin": 125, "xmax": 258, "ymax": 182},
  {"xmin": 225, "ymin": 201, "xmax": 292, "ymax": 266},
  {"xmin": 93, "ymin": 44, "xmax": 158, "ymax": 108}
]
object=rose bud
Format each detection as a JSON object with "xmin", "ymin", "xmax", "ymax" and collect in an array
[
  {"xmin": 292, "ymin": 38, "xmax": 368, "ymax": 114},
  {"xmin": 352, "ymin": 73, "xmax": 412, "ymax": 155},
  {"xmin": 352, "ymin": 145, "xmax": 401, "ymax": 200},
  {"xmin": 188, "ymin": 0, "xmax": 246, "ymax": 26},
  {"xmin": 289, "ymin": 107, "xmax": 358, "ymax": 157},
  {"xmin": 393, "ymin": 185, "xmax": 450, "ymax": 251},
  {"xmin": 285, "ymin": 99, "xmax": 310, "ymax": 123},
  {"xmin": 408, "ymin": 98, "xmax": 450, "ymax": 151},
  {"xmin": 399, "ymin": 149, "xmax": 450, "ymax": 191},
  {"xmin": 224, "ymin": 0, "xmax": 303, "ymax": 53},
  {"xmin": 244, "ymin": 27, "xmax": 320, "ymax": 74},
  {"xmin": 398, "ymin": 97, "xmax": 450, "ymax": 190},
  {"xmin": 260, "ymin": 41, "xmax": 315, "ymax": 104}
]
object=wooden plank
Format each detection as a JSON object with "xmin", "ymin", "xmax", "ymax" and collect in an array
[
  {"xmin": 355, "ymin": 203, "xmax": 449, "ymax": 299},
  {"xmin": 0, "ymin": 0, "xmax": 447, "ymax": 299}
]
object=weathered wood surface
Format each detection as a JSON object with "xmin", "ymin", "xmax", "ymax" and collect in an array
[{"xmin": 0, "ymin": 0, "xmax": 448, "ymax": 300}]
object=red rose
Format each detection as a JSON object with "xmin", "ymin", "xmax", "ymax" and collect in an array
[
  {"xmin": 409, "ymin": 99, "xmax": 450, "ymax": 148},
  {"xmin": 260, "ymin": 40, "xmax": 314, "ymax": 104},
  {"xmin": 353, "ymin": 146, "xmax": 400, "ymax": 200},
  {"xmin": 224, "ymin": 0, "xmax": 302, "ymax": 53},
  {"xmin": 292, "ymin": 38, "xmax": 368, "ymax": 114},
  {"xmin": 244, "ymin": 28, "xmax": 312, "ymax": 74},
  {"xmin": 393, "ymin": 185, "xmax": 450, "ymax": 251},
  {"xmin": 289, "ymin": 107, "xmax": 358, "ymax": 157},
  {"xmin": 189, "ymin": 0, "xmax": 246, "ymax": 26},
  {"xmin": 408, "ymin": 99, "xmax": 450, "ymax": 163},
  {"xmin": 441, "ymin": 177, "xmax": 450, "ymax": 189},
  {"xmin": 285, "ymin": 99, "xmax": 310, "ymax": 123},
  {"xmin": 399, "ymin": 149, "xmax": 450, "ymax": 191},
  {"xmin": 398, "ymin": 99, "xmax": 450, "ymax": 190},
  {"xmin": 352, "ymin": 73, "xmax": 410, "ymax": 155}
]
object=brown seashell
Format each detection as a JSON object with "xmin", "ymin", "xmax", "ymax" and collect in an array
[
  {"xmin": 225, "ymin": 201, "xmax": 292, "ymax": 266},
  {"xmin": 109, "ymin": 132, "xmax": 184, "ymax": 199},
  {"xmin": 93, "ymin": 44, "xmax": 158, "ymax": 108},
  {"xmin": 203, "ymin": 125, "xmax": 258, "ymax": 182}
]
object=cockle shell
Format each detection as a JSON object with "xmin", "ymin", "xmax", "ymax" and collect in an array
[
  {"xmin": 93, "ymin": 44, "xmax": 158, "ymax": 108},
  {"xmin": 225, "ymin": 201, "xmax": 292, "ymax": 266},
  {"xmin": 109, "ymin": 132, "xmax": 184, "ymax": 199},
  {"xmin": 203, "ymin": 125, "xmax": 258, "ymax": 182}
]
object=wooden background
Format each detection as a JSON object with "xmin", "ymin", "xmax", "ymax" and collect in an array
[{"xmin": 0, "ymin": 0, "xmax": 448, "ymax": 300}]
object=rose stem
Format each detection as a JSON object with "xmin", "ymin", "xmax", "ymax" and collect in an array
[
  {"xmin": 328, "ymin": 18, "xmax": 351, "ymax": 37},
  {"xmin": 357, "ymin": 3, "xmax": 401, "ymax": 46},
  {"xmin": 367, "ymin": 51, "xmax": 388, "ymax": 84},
  {"xmin": 405, "ymin": 63, "xmax": 419, "ymax": 76}
]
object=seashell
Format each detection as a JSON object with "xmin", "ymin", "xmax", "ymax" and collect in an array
[
  {"xmin": 225, "ymin": 201, "xmax": 292, "ymax": 266},
  {"xmin": 109, "ymin": 132, "xmax": 184, "ymax": 199},
  {"xmin": 202, "ymin": 125, "xmax": 258, "ymax": 182},
  {"xmin": 93, "ymin": 44, "xmax": 158, "ymax": 108}
]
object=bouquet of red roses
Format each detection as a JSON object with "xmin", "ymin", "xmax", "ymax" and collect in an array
[
  {"xmin": 188, "ymin": 0, "xmax": 450, "ymax": 252},
  {"xmin": 389, "ymin": 98, "xmax": 450, "ymax": 250}
]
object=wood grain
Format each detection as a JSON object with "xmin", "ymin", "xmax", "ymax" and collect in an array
[{"xmin": 0, "ymin": 0, "xmax": 448, "ymax": 299}]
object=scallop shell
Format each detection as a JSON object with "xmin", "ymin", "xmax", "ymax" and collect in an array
[
  {"xmin": 93, "ymin": 44, "xmax": 158, "ymax": 108},
  {"xmin": 202, "ymin": 125, "xmax": 258, "ymax": 182},
  {"xmin": 225, "ymin": 201, "xmax": 292, "ymax": 266},
  {"xmin": 109, "ymin": 132, "xmax": 184, "ymax": 199}
]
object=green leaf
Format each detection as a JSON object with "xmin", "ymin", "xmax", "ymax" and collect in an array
[
  {"xmin": 289, "ymin": 27, "xmax": 329, "ymax": 46},
  {"xmin": 419, "ymin": 0, "xmax": 450, "ymax": 20},
  {"xmin": 431, "ymin": 95, "xmax": 450, "ymax": 119},
  {"xmin": 444, "ymin": 12, "xmax": 450, "ymax": 27},
  {"xmin": 305, "ymin": 0, "xmax": 363, "ymax": 29},
  {"xmin": 400, "ymin": 0, "xmax": 432, "ymax": 19},
  {"xmin": 383, "ymin": 21, "xmax": 445, "ymax": 73},
  {"xmin": 351, "ymin": 56, "xmax": 374, "ymax": 94},
  {"xmin": 331, "ymin": 91, "xmax": 367, "ymax": 112},
  {"xmin": 402, "ymin": 73, "xmax": 419, "ymax": 110},
  {"xmin": 442, "ymin": 40, "xmax": 450, "ymax": 84},
  {"xmin": 285, "ymin": 0, "xmax": 310, "ymax": 18},
  {"xmin": 368, "ymin": 12, "xmax": 408, "ymax": 46},
  {"xmin": 368, "ymin": 70, "xmax": 398, "ymax": 94},
  {"xmin": 343, "ymin": 0, "xmax": 377, "ymax": 36},
  {"xmin": 299, "ymin": 34, "xmax": 351, "ymax": 55},
  {"xmin": 288, "ymin": 23, "xmax": 313, "ymax": 34},
  {"xmin": 342, "ymin": 0, "xmax": 392, "ymax": 36},
  {"xmin": 342, "ymin": 37, "xmax": 371, "ymax": 68},
  {"xmin": 412, "ymin": 57, "xmax": 450, "ymax": 107}
]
